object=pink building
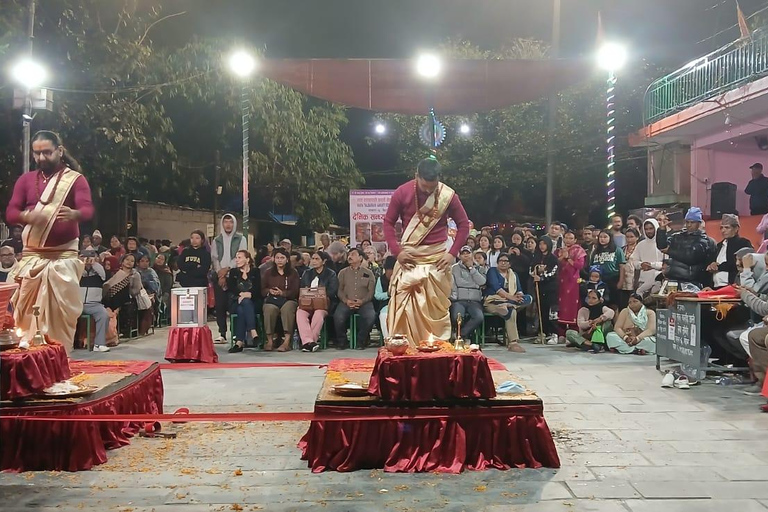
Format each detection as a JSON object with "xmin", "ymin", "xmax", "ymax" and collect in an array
[{"xmin": 631, "ymin": 28, "xmax": 768, "ymax": 245}]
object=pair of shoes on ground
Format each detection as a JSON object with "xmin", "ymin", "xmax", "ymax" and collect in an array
[
  {"xmin": 661, "ymin": 371, "xmax": 697, "ymax": 389},
  {"xmin": 93, "ymin": 345, "xmax": 110, "ymax": 352},
  {"xmin": 546, "ymin": 334, "xmax": 558, "ymax": 346},
  {"xmin": 301, "ymin": 342, "xmax": 320, "ymax": 353}
]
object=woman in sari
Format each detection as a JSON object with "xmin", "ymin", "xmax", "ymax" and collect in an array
[
  {"xmin": 557, "ymin": 230, "xmax": 587, "ymax": 334},
  {"xmin": 102, "ymin": 253, "xmax": 143, "ymax": 341},
  {"xmin": 605, "ymin": 292, "xmax": 657, "ymax": 354}
]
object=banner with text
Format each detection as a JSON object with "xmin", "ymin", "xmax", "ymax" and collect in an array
[{"xmin": 349, "ymin": 190, "xmax": 398, "ymax": 256}]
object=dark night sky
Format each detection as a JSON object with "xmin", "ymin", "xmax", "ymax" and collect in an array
[
  {"xmin": 158, "ymin": 0, "xmax": 768, "ymax": 64},
  {"xmin": 153, "ymin": 0, "xmax": 768, "ymax": 190}
]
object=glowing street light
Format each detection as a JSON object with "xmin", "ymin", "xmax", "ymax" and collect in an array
[
  {"xmin": 459, "ymin": 123, "xmax": 471, "ymax": 135},
  {"xmin": 10, "ymin": 58, "xmax": 47, "ymax": 88},
  {"xmin": 226, "ymin": 49, "xmax": 258, "ymax": 238},
  {"xmin": 374, "ymin": 123, "xmax": 387, "ymax": 135},
  {"xmin": 228, "ymin": 49, "xmax": 258, "ymax": 78},
  {"xmin": 597, "ymin": 42, "xmax": 628, "ymax": 72},
  {"xmin": 416, "ymin": 53, "xmax": 441, "ymax": 79}
]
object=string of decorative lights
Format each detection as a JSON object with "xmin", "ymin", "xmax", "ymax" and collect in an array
[{"xmin": 605, "ymin": 69, "xmax": 618, "ymax": 222}]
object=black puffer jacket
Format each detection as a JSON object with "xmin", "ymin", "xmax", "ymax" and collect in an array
[{"xmin": 656, "ymin": 228, "xmax": 717, "ymax": 286}]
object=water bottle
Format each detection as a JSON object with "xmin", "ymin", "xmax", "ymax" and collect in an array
[
  {"xmin": 292, "ymin": 330, "xmax": 300, "ymax": 349},
  {"xmin": 715, "ymin": 376, "xmax": 732, "ymax": 386}
]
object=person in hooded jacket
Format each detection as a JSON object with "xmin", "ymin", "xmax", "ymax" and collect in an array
[
  {"xmin": 630, "ymin": 218, "xmax": 664, "ymax": 297},
  {"xmin": 530, "ymin": 236, "xmax": 560, "ymax": 344},
  {"xmin": 211, "ymin": 213, "xmax": 248, "ymax": 343},
  {"xmin": 177, "ymin": 230, "xmax": 211, "ymax": 288},
  {"xmin": 655, "ymin": 207, "xmax": 717, "ymax": 289}
]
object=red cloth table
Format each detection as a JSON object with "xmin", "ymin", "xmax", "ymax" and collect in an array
[
  {"xmin": 165, "ymin": 326, "xmax": 219, "ymax": 363},
  {"xmin": 299, "ymin": 403, "xmax": 560, "ymax": 473},
  {"xmin": 367, "ymin": 348, "xmax": 496, "ymax": 401},
  {"xmin": 1, "ymin": 361, "xmax": 163, "ymax": 472},
  {"xmin": 0, "ymin": 342, "xmax": 71, "ymax": 401}
]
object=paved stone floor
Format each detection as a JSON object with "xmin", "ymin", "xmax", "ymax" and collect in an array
[{"xmin": 2, "ymin": 324, "xmax": 768, "ymax": 511}]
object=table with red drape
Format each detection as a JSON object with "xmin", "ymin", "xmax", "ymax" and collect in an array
[
  {"xmin": 0, "ymin": 342, "xmax": 71, "ymax": 401},
  {"xmin": 367, "ymin": 348, "xmax": 497, "ymax": 401},
  {"xmin": 1, "ymin": 361, "xmax": 163, "ymax": 472},
  {"xmin": 165, "ymin": 326, "xmax": 218, "ymax": 363},
  {"xmin": 299, "ymin": 403, "xmax": 560, "ymax": 473}
]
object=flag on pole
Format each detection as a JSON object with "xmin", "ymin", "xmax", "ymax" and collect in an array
[{"xmin": 737, "ymin": 1, "xmax": 751, "ymax": 40}]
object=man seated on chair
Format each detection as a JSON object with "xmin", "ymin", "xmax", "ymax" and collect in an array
[
  {"xmin": 483, "ymin": 253, "xmax": 532, "ymax": 353},
  {"xmin": 334, "ymin": 248, "xmax": 376, "ymax": 350},
  {"xmin": 450, "ymin": 245, "xmax": 486, "ymax": 342},
  {"xmin": 78, "ymin": 249, "xmax": 110, "ymax": 352}
]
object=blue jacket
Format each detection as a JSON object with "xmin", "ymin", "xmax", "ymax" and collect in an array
[{"xmin": 484, "ymin": 267, "xmax": 522, "ymax": 297}]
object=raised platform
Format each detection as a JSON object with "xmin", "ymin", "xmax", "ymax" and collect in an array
[
  {"xmin": 299, "ymin": 357, "xmax": 560, "ymax": 473},
  {"xmin": 0, "ymin": 360, "xmax": 164, "ymax": 472}
]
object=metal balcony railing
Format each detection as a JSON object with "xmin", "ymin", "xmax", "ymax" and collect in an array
[{"xmin": 645, "ymin": 27, "xmax": 768, "ymax": 124}]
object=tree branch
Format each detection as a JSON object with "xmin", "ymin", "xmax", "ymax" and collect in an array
[{"xmin": 138, "ymin": 11, "xmax": 187, "ymax": 46}]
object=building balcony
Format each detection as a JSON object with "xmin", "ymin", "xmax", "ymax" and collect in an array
[{"xmin": 645, "ymin": 26, "xmax": 768, "ymax": 124}]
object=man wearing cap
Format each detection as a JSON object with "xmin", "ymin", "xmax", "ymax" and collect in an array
[
  {"xmin": 79, "ymin": 249, "xmax": 110, "ymax": 352},
  {"xmin": 91, "ymin": 230, "xmax": 107, "ymax": 254},
  {"xmin": 707, "ymin": 214, "xmax": 753, "ymax": 288},
  {"xmin": 746, "ymin": 163, "xmax": 768, "ymax": 215},
  {"xmin": 383, "ymin": 158, "xmax": 470, "ymax": 346},
  {"xmin": 279, "ymin": 239, "xmax": 293, "ymax": 253},
  {"xmin": 449, "ymin": 245, "xmax": 487, "ymax": 341},
  {"xmin": 656, "ymin": 207, "xmax": 717, "ymax": 288}
]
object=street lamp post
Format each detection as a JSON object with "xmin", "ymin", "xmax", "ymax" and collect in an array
[
  {"xmin": 227, "ymin": 50, "xmax": 257, "ymax": 240},
  {"xmin": 416, "ymin": 53, "xmax": 442, "ymax": 155},
  {"xmin": 597, "ymin": 43, "xmax": 627, "ymax": 223},
  {"xmin": 10, "ymin": 57, "xmax": 47, "ymax": 174}
]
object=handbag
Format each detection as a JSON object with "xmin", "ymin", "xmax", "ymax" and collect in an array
[
  {"xmin": 299, "ymin": 286, "xmax": 329, "ymax": 312},
  {"xmin": 136, "ymin": 288, "xmax": 152, "ymax": 310}
]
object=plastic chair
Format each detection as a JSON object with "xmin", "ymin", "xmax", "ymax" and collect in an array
[{"xmin": 79, "ymin": 314, "xmax": 94, "ymax": 351}]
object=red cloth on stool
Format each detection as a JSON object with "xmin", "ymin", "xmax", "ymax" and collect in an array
[
  {"xmin": 299, "ymin": 404, "xmax": 560, "ymax": 473},
  {"xmin": 165, "ymin": 326, "xmax": 218, "ymax": 363},
  {"xmin": 697, "ymin": 285, "xmax": 740, "ymax": 299},
  {"xmin": 367, "ymin": 348, "xmax": 496, "ymax": 401},
  {"xmin": 0, "ymin": 341, "xmax": 71, "ymax": 400}
]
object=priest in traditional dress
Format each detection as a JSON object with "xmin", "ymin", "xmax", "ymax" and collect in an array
[
  {"xmin": 6, "ymin": 131, "xmax": 94, "ymax": 351},
  {"xmin": 383, "ymin": 157, "xmax": 470, "ymax": 346}
]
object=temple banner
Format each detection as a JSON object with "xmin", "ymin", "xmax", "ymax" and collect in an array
[{"xmin": 349, "ymin": 190, "xmax": 397, "ymax": 257}]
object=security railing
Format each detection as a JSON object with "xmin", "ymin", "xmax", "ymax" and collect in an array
[{"xmin": 645, "ymin": 27, "xmax": 768, "ymax": 124}]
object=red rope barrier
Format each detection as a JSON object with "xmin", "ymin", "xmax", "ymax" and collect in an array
[
  {"xmin": 1, "ymin": 407, "xmax": 540, "ymax": 423},
  {"xmin": 157, "ymin": 362, "xmax": 327, "ymax": 370}
]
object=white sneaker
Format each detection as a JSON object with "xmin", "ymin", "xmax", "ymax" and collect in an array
[
  {"xmin": 214, "ymin": 335, "xmax": 227, "ymax": 344},
  {"xmin": 674, "ymin": 375, "xmax": 690, "ymax": 389},
  {"xmin": 93, "ymin": 345, "xmax": 110, "ymax": 353},
  {"xmin": 546, "ymin": 334, "xmax": 558, "ymax": 345},
  {"xmin": 661, "ymin": 372, "xmax": 674, "ymax": 388}
]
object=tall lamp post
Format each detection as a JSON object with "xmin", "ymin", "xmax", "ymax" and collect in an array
[
  {"xmin": 10, "ymin": 57, "xmax": 47, "ymax": 174},
  {"xmin": 227, "ymin": 49, "xmax": 258, "ymax": 239},
  {"xmin": 597, "ymin": 42, "xmax": 627, "ymax": 224},
  {"xmin": 416, "ymin": 53, "xmax": 442, "ymax": 155}
]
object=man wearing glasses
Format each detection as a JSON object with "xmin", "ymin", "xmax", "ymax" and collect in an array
[
  {"xmin": 5, "ymin": 131, "xmax": 94, "ymax": 352},
  {"xmin": 483, "ymin": 253, "xmax": 533, "ymax": 352}
]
